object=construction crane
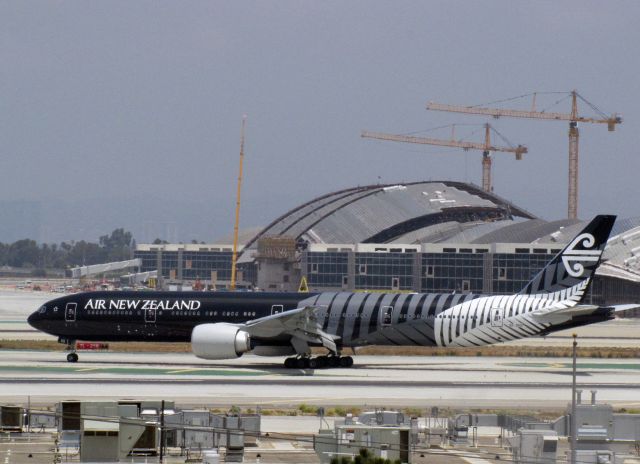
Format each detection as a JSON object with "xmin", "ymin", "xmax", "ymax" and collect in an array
[
  {"xmin": 230, "ymin": 115, "xmax": 246, "ymax": 291},
  {"xmin": 427, "ymin": 91, "xmax": 622, "ymax": 219},
  {"xmin": 361, "ymin": 124, "xmax": 527, "ymax": 193}
]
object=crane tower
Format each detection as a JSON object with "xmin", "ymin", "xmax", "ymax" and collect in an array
[
  {"xmin": 427, "ymin": 91, "xmax": 621, "ymax": 219},
  {"xmin": 362, "ymin": 123, "xmax": 527, "ymax": 193}
]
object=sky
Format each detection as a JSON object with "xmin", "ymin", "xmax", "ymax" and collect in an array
[{"xmin": 0, "ymin": 1, "xmax": 638, "ymax": 243}]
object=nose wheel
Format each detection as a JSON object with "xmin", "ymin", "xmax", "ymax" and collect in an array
[{"xmin": 66, "ymin": 352, "xmax": 79, "ymax": 363}]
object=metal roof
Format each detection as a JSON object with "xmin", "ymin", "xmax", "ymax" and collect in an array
[
  {"xmin": 470, "ymin": 219, "xmax": 581, "ymax": 244},
  {"xmin": 240, "ymin": 181, "xmax": 535, "ymax": 256}
]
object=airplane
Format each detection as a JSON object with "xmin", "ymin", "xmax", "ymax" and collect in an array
[{"xmin": 28, "ymin": 215, "xmax": 632, "ymax": 369}]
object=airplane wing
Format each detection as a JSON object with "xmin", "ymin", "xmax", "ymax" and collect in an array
[{"xmin": 241, "ymin": 306, "xmax": 340, "ymax": 354}]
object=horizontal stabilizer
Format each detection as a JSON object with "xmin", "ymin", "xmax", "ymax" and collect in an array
[
  {"xmin": 530, "ymin": 304, "xmax": 599, "ymax": 323},
  {"xmin": 611, "ymin": 304, "xmax": 640, "ymax": 313}
]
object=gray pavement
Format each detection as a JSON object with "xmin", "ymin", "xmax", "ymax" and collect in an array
[{"xmin": 0, "ymin": 350, "xmax": 639, "ymax": 409}]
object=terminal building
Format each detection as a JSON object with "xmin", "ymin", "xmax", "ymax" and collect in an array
[{"xmin": 134, "ymin": 181, "xmax": 640, "ymax": 310}]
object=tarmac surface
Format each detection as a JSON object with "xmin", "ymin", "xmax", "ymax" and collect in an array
[{"xmin": 1, "ymin": 350, "xmax": 639, "ymax": 409}]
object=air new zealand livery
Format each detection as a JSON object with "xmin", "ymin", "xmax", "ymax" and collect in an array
[{"xmin": 28, "ymin": 215, "xmax": 632, "ymax": 369}]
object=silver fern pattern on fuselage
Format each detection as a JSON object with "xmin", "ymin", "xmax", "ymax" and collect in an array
[
  {"xmin": 300, "ymin": 279, "xmax": 589, "ymax": 349},
  {"xmin": 298, "ymin": 215, "xmax": 615, "ymax": 351},
  {"xmin": 434, "ymin": 279, "xmax": 589, "ymax": 347}
]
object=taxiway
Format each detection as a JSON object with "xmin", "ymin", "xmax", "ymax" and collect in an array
[{"xmin": 0, "ymin": 350, "xmax": 639, "ymax": 409}]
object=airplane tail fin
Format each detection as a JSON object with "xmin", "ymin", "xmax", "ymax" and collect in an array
[{"xmin": 519, "ymin": 215, "xmax": 616, "ymax": 298}]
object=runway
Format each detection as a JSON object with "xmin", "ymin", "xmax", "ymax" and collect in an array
[{"xmin": 1, "ymin": 350, "xmax": 639, "ymax": 409}]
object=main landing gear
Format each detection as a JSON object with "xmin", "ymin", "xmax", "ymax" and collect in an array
[
  {"xmin": 59, "ymin": 337, "xmax": 78, "ymax": 363},
  {"xmin": 283, "ymin": 355, "xmax": 354, "ymax": 369}
]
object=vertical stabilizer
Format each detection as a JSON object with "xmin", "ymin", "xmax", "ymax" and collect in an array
[{"xmin": 519, "ymin": 215, "xmax": 616, "ymax": 296}]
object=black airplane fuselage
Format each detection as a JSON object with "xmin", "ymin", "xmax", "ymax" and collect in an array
[
  {"xmin": 28, "ymin": 291, "xmax": 309, "ymax": 343},
  {"xmin": 26, "ymin": 289, "xmax": 613, "ymax": 349}
]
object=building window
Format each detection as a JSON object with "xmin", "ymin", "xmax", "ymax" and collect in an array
[
  {"xmin": 461, "ymin": 280, "xmax": 471, "ymax": 292},
  {"xmin": 426, "ymin": 265, "xmax": 435, "ymax": 277},
  {"xmin": 391, "ymin": 277, "xmax": 400, "ymax": 290},
  {"xmin": 358, "ymin": 264, "xmax": 367, "ymax": 275},
  {"xmin": 283, "ymin": 275, "xmax": 289, "ymax": 283},
  {"xmin": 342, "ymin": 275, "xmax": 348, "ymax": 287},
  {"xmin": 310, "ymin": 263, "xmax": 318, "ymax": 273},
  {"xmin": 498, "ymin": 267, "xmax": 507, "ymax": 280}
]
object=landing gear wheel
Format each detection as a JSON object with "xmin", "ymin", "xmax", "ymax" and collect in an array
[
  {"xmin": 316, "ymin": 356, "xmax": 328, "ymax": 369},
  {"xmin": 66, "ymin": 352, "xmax": 78, "ymax": 363},
  {"xmin": 307, "ymin": 358, "xmax": 318, "ymax": 369},
  {"xmin": 328, "ymin": 356, "xmax": 340, "ymax": 368},
  {"xmin": 284, "ymin": 358, "xmax": 295, "ymax": 369},
  {"xmin": 340, "ymin": 356, "xmax": 354, "ymax": 368},
  {"xmin": 295, "ymin": 358, "xmax": 307, "ymax": 369}
]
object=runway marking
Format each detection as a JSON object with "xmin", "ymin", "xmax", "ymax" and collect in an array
[
  {"xmin": 256, "ymin": 398, "xmax": 327, "ymax": 405},
  {"xmin": 502, "ymin": 362, "xmax": 640, "ymax": 370},
  {"xmin": 448, "ymin": 450, "xmax": 497, "ymax": 464},
  {"xmin": 0, "ymin": 365, "xmax": 266, "ymax": 377},
  {"xmin": 166, "ymin": 368, "xmax": 212, "ymax": 374}
]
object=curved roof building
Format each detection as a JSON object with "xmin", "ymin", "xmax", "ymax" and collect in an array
[
  {"xmin": 237, "ymin": 180, "xmax": 640, "ymax": 284},
  {"xmin": 242, "ymin": 181, "xmax": 536, "ymax": 252}
]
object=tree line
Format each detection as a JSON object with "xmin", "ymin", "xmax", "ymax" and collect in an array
[{"xmin": 0, "ymin": 228, "xmax": 135, "ymax": 270}]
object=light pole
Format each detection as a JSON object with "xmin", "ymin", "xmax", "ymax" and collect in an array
[{"xmin": 571, "ymin": 333, "xmax": 578, "ymax": 464}]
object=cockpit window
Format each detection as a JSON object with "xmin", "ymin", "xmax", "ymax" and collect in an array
[{"xmin": 38, "ymin": 306, "xmax": 46, "ymax": 314}]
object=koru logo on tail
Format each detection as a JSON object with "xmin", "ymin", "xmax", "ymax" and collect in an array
[{"xmin": 561, "ymin": 233, "xmax": 601, "ymax": 277}]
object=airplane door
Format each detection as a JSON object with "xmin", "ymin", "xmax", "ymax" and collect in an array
[
  {"xmin": 144, "ymin": 307, "xmax": 156, "ymax": 323},
  {"xmin": 381, "ymin": 306, "xmax": 393, "ymax": 327},
  {"xmin": 271, "ymin": 305, "xmax": 283, "ymax": 315},
  {"xmin": 491, "ymin": 308, "xmax": 503, "ymax": 327},
  {"xmin": 65, "ymin": 303, "xmax": 77, "ymax": 322}
]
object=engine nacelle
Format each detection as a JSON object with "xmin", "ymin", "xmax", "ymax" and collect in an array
[{"xmin": 191, "ymin": 323, "xmax": 251, "ymax": 360}]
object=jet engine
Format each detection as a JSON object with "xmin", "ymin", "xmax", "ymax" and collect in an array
[{"xmin": 191, "ymin": 323, "xmax": 252, "ymax": 360}]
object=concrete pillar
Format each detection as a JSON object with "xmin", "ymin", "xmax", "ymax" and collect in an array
[
  {"xmin": 412, "ymin": 252, "xmax": 422, "ymax": 292},
  {"xmin": 156, "ymin": 250, "xmax": 164, "ymax": 290},
  {"xmin": 347, "ymin": 251, "xmax": 355, "ymax": 291},
  {"xmin": 483, "ymin": 253, "xmax": 494, "ymax": 294}
]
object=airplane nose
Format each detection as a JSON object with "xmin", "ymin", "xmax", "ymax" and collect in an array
[{"xmin": 27, "ymin": 311, "xmax": 39, "ymax": 329}]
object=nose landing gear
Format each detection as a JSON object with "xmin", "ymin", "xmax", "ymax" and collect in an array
[{"xmin": 59, "ymin": 338, "xmax": 78, "ymax": 363}]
